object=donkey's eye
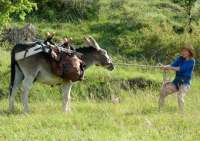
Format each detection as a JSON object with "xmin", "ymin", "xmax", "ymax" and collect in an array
[{"xmin": 99, "ymin": 51, "xmax": 105, "ymax": 55}]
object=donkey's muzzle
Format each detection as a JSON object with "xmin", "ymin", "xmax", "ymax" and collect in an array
[{"xmin": 107, "ymin": 63, "xmax": 114, "ymax": 71}]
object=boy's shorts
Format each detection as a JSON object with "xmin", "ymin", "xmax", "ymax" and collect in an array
[{"xmin": 162, "ymin": 82, "xmax": 190, "ymax": 95}]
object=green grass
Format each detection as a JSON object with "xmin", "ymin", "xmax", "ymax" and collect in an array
[{"xmin": 1, "ymin": 0, "xmax": 200, "ymax": 140}]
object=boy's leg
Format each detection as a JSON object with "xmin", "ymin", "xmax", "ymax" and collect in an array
[
  {"xmin": 177, "ymin": 85, "xmax": 189, "ymax": 113},
  {"xmin": 159, "ymin": 82, "xmax": 178, "ymax": 110}
]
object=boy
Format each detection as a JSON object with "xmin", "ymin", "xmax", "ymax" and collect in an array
[{"xmin": 159, "ymin": 44, "xmax": 195, "ymax": 112}]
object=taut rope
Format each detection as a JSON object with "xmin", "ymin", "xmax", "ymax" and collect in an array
[
  {"xmin": 115, "ymin": 62, "xmax": 170, "ymax": 84},
  {"xmin": 115, "ymin": 63, "xmax": 162, "ymax": 68}
]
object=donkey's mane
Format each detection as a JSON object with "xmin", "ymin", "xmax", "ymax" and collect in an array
[{"xmin": 76, "ymin": 46, "xmax": 97, "ymax": 54}]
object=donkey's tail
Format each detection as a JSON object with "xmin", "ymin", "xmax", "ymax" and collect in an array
[{"xmin": 9, "ymin": 47, "xmax": 17, "ymax": 95}]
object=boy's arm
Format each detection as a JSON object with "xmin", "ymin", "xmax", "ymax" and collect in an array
[
  {"xmin": 162, "ymin": 60, "xmax": 195, "ymax": 72},
  {"xmin": 160, "ymin": 56, "xmax": 180, "ymax": 71}
]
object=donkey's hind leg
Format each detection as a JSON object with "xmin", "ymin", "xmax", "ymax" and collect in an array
[
  {"xmin": 21, "ymin": 77, "xmax": 34, "ymax": 113},
  {"xmin": 8, "ymin": 66, "xmax": 24, "ymax": 112}
]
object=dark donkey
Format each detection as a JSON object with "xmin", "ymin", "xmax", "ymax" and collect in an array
[{"xmin": 9, "ymin": 36, "xmax": 114, "ymax": 113}]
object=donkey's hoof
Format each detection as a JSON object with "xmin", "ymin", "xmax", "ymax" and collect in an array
[
  {"xmin": 8, "ymin": 110, "xmax": 14, "ymax": 114},
  {"xmin": 8, "ymin": 107, "xmax": 15, "ymax": 113}
]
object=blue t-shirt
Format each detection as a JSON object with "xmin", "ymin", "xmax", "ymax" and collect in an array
[{"xmin": 171, "ymin": 56, "xmax": 195, "ymax": 87}]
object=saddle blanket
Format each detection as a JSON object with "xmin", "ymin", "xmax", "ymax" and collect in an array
[{"xmin": 15, "ymin": 44, "xmax": 50, "ymax": 61}]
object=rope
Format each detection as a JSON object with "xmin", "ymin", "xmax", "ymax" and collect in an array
[
  {"xmin": 114, "ymin": 62, "xmax": 171, "ymax": 84},
  {"xmin": 115, "ymin": 63, "xmax": 162, "ymax": 68},
  {"xmin": 162, "ymin": 70, "xmax": 167, "ymax": 84}
]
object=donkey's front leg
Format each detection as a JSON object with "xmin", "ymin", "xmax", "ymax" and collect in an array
[
  {"xmin": 62, "ymin": 82, "xmax": 73, "ymax": 112},
  {"xmin": 21, "ymin": 78, "xmax": 34, "ymax": 113}
]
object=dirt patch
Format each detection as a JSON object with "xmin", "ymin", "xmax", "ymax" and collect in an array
[
  {"xmin": 0, "ymin": 89, "xmax": 5, "ymax": 98},
  {"xmin": 157, "ymin": 3, "xmax": 181, "ymax": 13}
]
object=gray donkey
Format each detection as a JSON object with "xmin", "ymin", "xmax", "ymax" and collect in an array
[{"xmin": 9, "ymin": 36, "xmax": 114, "ymax": 113}]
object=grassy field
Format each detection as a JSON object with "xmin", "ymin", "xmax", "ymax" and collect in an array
[{"xmin": 1, "ymin": 0, "xmax": 200, "ymax": 140}]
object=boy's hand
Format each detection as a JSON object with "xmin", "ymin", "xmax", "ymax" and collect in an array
[
  {"xmin": 159, "ymin": 64, "xmax": 180, "ymax": 72},
  {"xmin": 159, "ymin": 64, "xmax": 170, "ymax": 70}
]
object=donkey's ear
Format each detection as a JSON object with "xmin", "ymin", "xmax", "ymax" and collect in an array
[
  {"xmin": 46, "ymin": 32, "xmax": 51, "ymax": 37},
  {"xmin": 68, "ymin": 37, "xmax": 73, "ymax": 43},
  {"xmin": 46, "ymin": 32, "xmax": 55, "ymax": 38},
  {"xmin": 88, "ymin": 36, "xmax": 100, "ymax": 50},
  {"xmin": 63, "ymin": 37, "xmax": 73, "ymax": 45},
  {"xmin": 84, "ymin": 37, "xmax": 92, "ymax": 47},
  {"xmin": 63, "ymin": 37, "xmax": 69, "ymax": 43}
]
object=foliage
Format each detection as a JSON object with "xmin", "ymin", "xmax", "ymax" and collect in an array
[
  {"xmin": 172, "ymin": 0, "xmax": 197, "ymax": 6},
  {"xmin": 0, "ymin": 0, "xmax": 36, "ymax": 28},
  {"xmin": 29, "ymin": 0, "xmax": 100, "ymax": 22},
  {"xmin": 172, "ymin": 0, "xmax": 198, "ymax": 33}
]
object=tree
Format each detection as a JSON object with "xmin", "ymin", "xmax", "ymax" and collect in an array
[
  {"xmin": 0, "ymin": 0, "xmax": 36, "ymax": 28},
  {"xmin": 175, "ymin": 0, "xmax": 197, "ymax": 33}
]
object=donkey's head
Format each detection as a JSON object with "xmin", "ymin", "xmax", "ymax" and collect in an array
[{"xmin": 83, "ymin": 36, "xmax": 114, "ymax": 71}]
